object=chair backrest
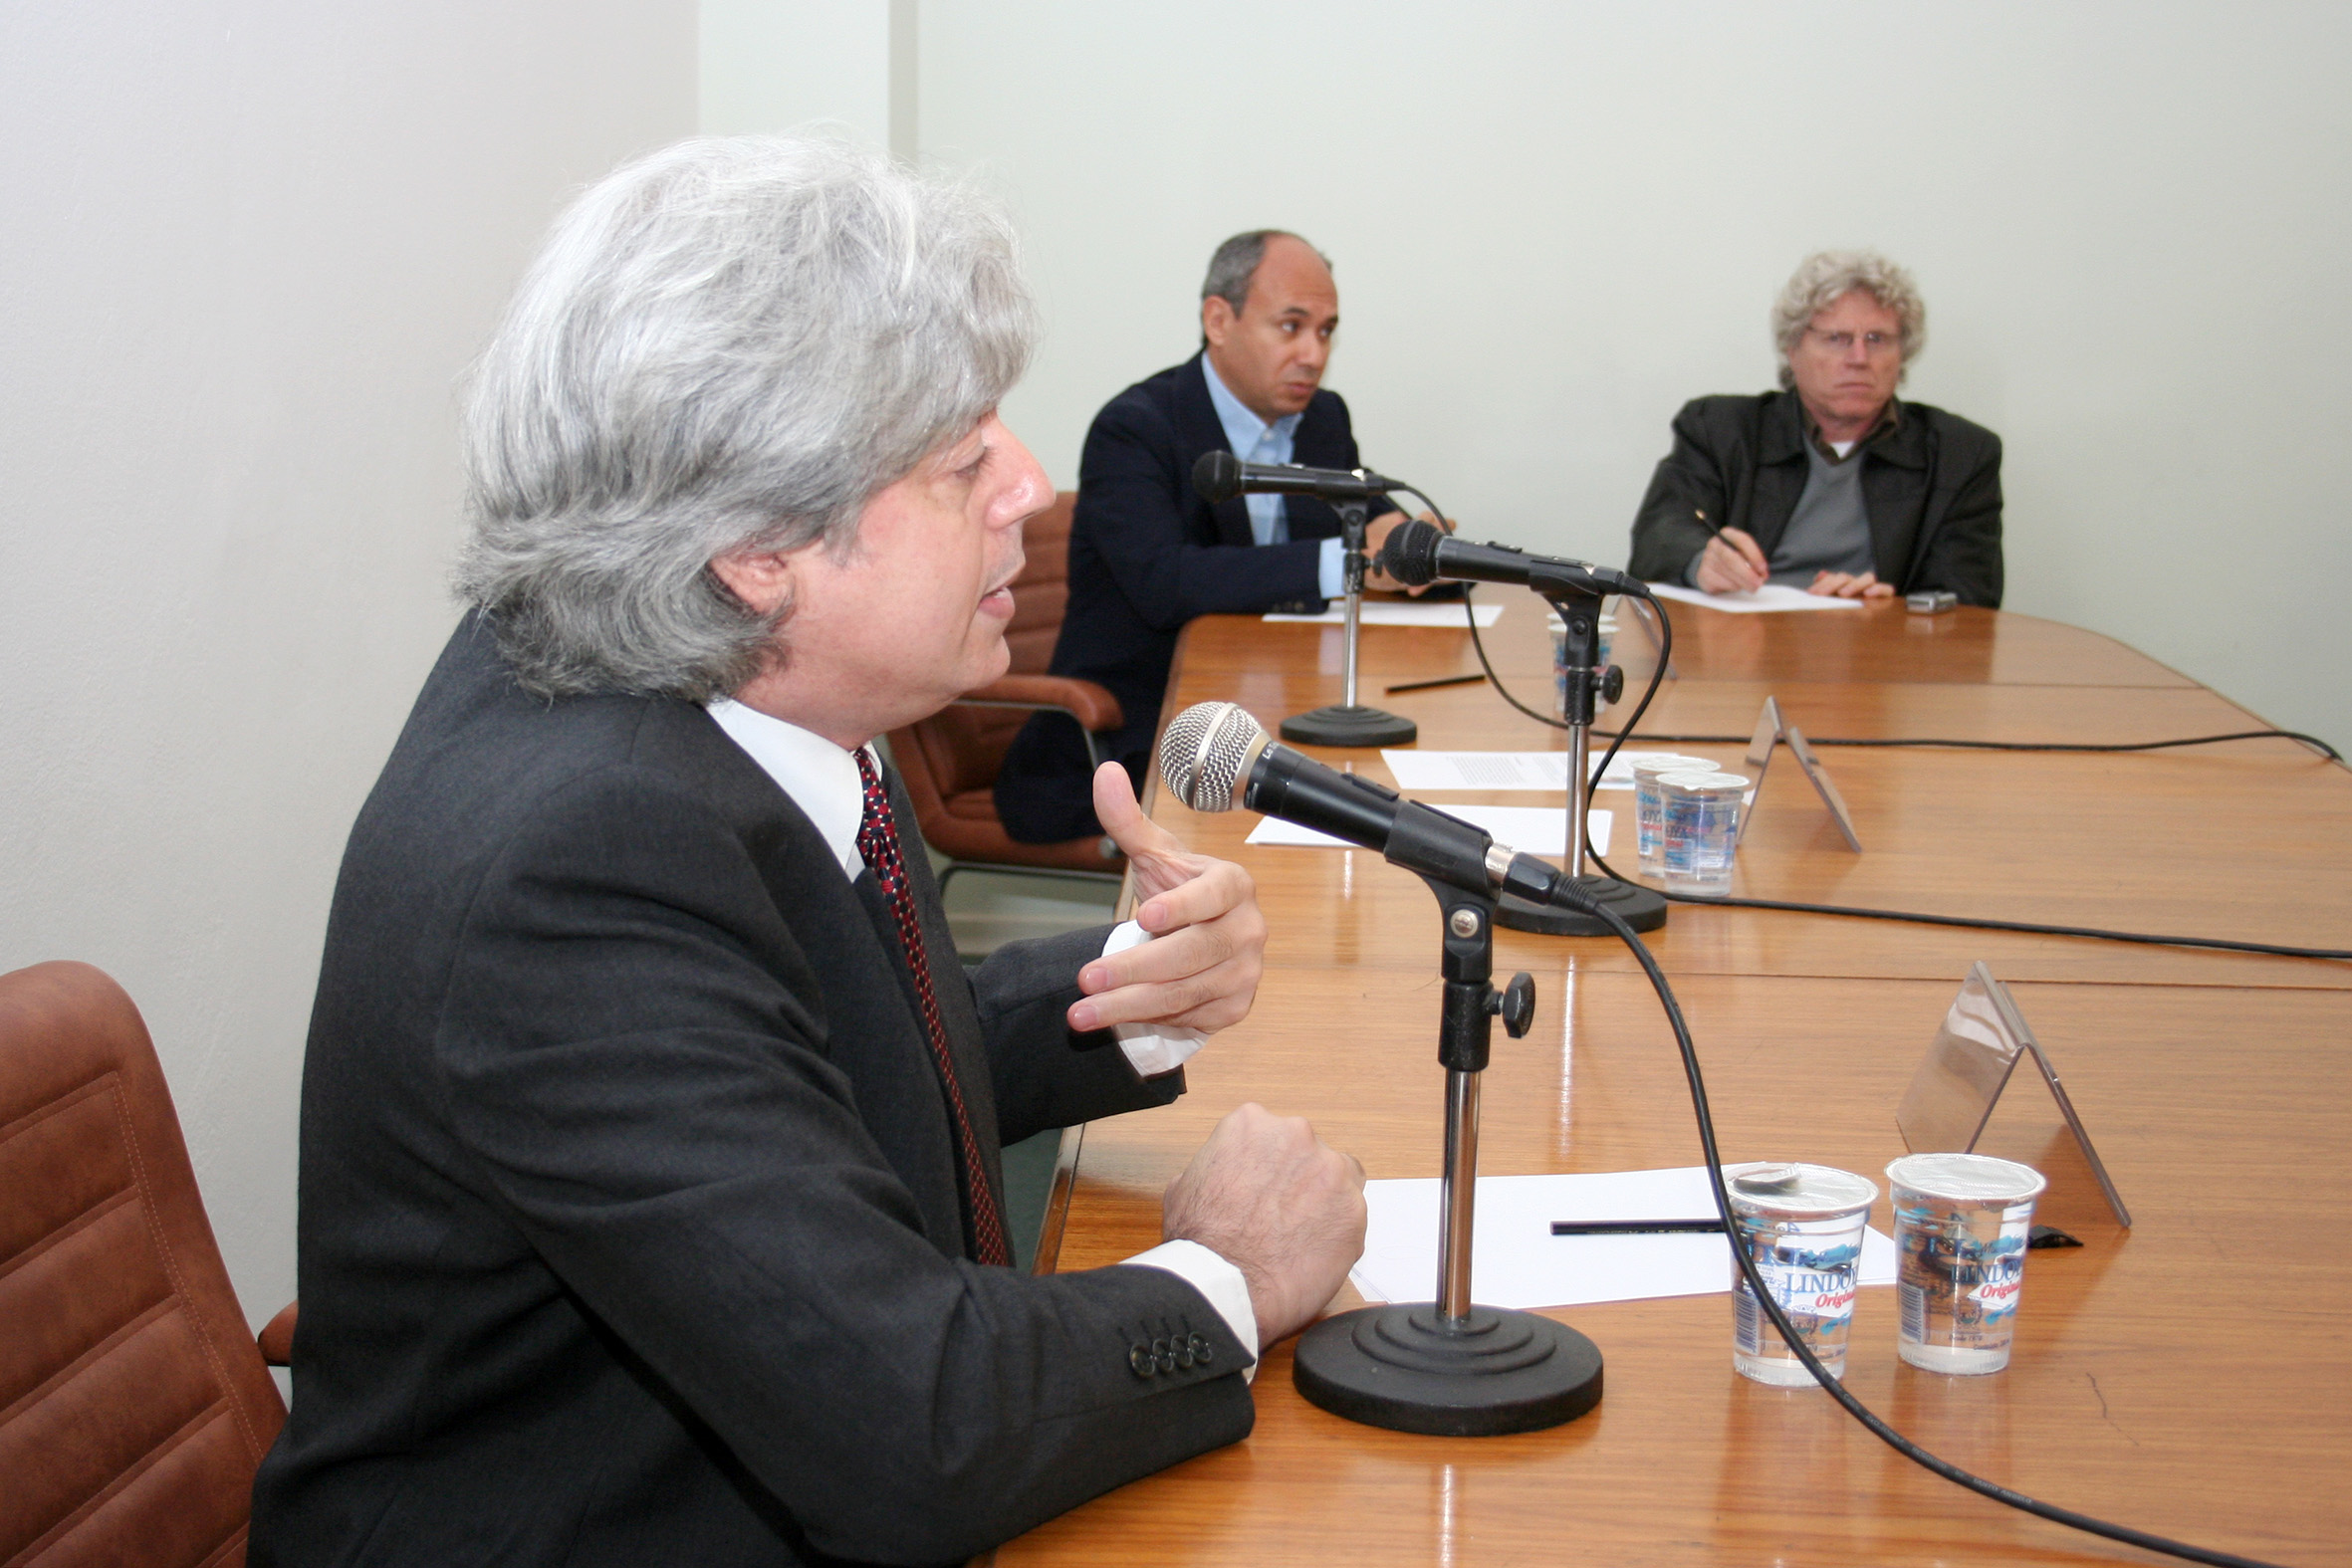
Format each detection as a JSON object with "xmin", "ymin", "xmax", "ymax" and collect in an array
[
  {"xmin": 0, "ymin": 961, "xmax": 286, "ymax": 1568},
  {"xmin": 1003, "ymin": 491, "xmax": 1076, "ymax": 677}
]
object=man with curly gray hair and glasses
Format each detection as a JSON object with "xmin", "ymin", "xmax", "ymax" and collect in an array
[
  {"xmin": 1627, "ymin": 250, "xmax": 2003, "ymax": 605},
  {"xmin": 249, "ymin": 137, "xmax": 1366, "ymax": 1567}
]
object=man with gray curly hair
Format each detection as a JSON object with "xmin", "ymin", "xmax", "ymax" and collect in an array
[
  {"xmin": 249, "ymin": 137, "xmax": 1366, "ymax": 1566},
  {"xmin": 1627, "ymin": 250, "xmax": 2003, "ymax": 605}
]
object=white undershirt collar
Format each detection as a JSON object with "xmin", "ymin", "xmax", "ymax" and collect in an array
[{"xmin": 704, "ymin": 698, "xmax": 868, "ymax": 877}]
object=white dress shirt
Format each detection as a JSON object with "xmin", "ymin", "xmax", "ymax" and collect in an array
[{"xmin": 704, "ymin": 698, "xmax": 1258, "ymax": 1373}]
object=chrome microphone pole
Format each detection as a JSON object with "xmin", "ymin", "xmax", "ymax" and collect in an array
[{"xmin": 1280, "ymin": 499, "xmax": 1418, "ymax": 749}]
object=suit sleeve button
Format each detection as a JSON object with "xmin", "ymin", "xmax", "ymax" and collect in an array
[
  {"xmin": 1189, "ymin": 1332, "xmax": 1213, "ymax": 1364},
  {"xmin": 1129, "ymin": 1343, "xmax": 1156, "ymax": 1378},
  {"xmin": 1154, "ymin": 1337, "xmax": 1177, "ymax": 1373}
]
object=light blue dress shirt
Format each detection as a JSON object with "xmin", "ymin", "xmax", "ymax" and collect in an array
[{"xmin": 1200, "ymin": 354, "xmax": 1346, "ymax": 599}]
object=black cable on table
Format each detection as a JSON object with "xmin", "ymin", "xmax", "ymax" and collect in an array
[
  {"xmin": 1583, "ymin": 842, "xmax": 2352, "ymax": 964},
  {"xmin": 1595, "ymin": 728, "xmax": 2343, "ymax": 764}
]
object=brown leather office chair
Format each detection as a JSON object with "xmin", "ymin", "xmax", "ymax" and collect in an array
[
  {"xmin": 889, "ymin": 492, "xmax": 1127, "ymax": 886},
  {"xmin": 1, "ymin": 960, "xmax": 291, "ymax": 1568}
]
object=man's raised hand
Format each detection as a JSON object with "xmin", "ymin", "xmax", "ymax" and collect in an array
[{"xmin": 1067, "ymin": 762, "xmax": 1266, "ymax": 1035}]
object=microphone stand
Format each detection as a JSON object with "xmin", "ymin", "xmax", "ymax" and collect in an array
[
  {"xmin": 1292, "ymin": 878, "xmax": 1603, "ymax": 1436},
  {"xmin": 1497, "ymin": 576, "xmax": 1668, "ymax": 935},
  {"xmin": 1279, "ymin": 500, "xmax": 1418, "ymax": 749}
]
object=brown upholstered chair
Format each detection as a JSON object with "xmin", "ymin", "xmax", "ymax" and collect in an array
[
  {"xmin": 1, "ymin": 961, "xmax": 292, "ymax": 1568},
  {"xmin": 889, "ymin": 492, "xmax": 1127, "ymax": 887}
]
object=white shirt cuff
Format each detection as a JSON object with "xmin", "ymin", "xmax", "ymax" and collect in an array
[
  {"xmin": 1316, "ymin": 535, "xmax": 1345, "ymax": 600},
  {"xmin": 1102, "ymin": 921, "xmax": 1206, "ymax": 1078},
  {"xmin": 1119, "ymin": 1238, "xmax": 1258, "ymax": 1381}
]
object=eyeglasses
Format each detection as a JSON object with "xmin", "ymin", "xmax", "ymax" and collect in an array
[{"xmin": 1805, "ymin": 329, "xmax": 1902, "ymax": 357}]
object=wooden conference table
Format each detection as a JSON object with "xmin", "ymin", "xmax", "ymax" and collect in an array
[{"xmin": 995, "ymin": 596, "xmax": 2352, "ymax": 1568}]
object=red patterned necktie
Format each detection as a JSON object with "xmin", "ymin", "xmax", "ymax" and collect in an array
[{"xmin": 852, "ymin": 749, "xmax": 1011, "ymax": 1267}]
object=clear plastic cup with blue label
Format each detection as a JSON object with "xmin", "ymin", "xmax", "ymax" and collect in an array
[
  {"xmin": 1886, "ymin": 1153, "xmax": 2046, "ymax": 1374},
  {"xmin": 1661, "ymin": 771, "xmax": 1749, "ymax": 896},
  {"xmin": 1726, "ymin": 1162, "xmax": 1879, "ymax": 1386},
  {"xmin": 1632, "ymin": 756, "xmax": 1716, "ymax": 875}
]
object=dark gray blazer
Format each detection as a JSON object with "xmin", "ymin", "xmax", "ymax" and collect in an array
[
  {"xmin": 250, "ymin": 617, "xmax": 1253, "ymax": 1567},
  {"xmin": 1626, "ymin": 391, "xmax": 2004, "ymax": 607}
]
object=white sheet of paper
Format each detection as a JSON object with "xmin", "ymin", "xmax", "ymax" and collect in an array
[
  {"xmin": 1646, "ymin": 584, "xmax": 1862, "ymax": 615},
  {"xmin": 1380, "ymin": 750, "xmax": 1702, "ymax": 793},
  {"xmin": 1263, "ymin": 601, "xmax": 1503, "ymax": 627},
  {"xmin": 1349, "ymin": 1167, "xmax": 1896, "ymax": 1311},
  {"xmin": 1648, "ymin": 581, "xmax": 1866, "ymax": 614},
  {"xmin": 1245, "ymin": 804, "xmax": 1608, "ymax": 856}
]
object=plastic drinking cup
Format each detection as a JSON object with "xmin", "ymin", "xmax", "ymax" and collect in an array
[
  {"xmin": 1725, "ymin": 1162, "xmax": 1879, "ymax": 1387},
  {"xmin": 1661, "ymin": 771, "xmax": 1749, "ymax": 896},
  {"xmin": 1632, "ymin": 756, "xmax": 1715, "ymax": 874},
  {"xmin": 1885, "ymin": 1153, "xmax": 2048, "ymax": 1374}
]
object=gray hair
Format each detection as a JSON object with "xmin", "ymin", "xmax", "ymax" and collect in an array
[
  {"xmin": 455, "ymin": 135, "xmax": 1038, "ymax": 700},
  {"xmin": 1770, "ymin": 250, "xmax": 1927, "ymax": 390},
  {"xmin": 1200, "ymin": 228, "xmax": 1331, "ymax": 317}
]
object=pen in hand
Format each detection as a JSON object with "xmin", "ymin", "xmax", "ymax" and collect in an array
[{"xmin": 1686, "ymin": 504, "xmax": 1768, "ymax": 593}]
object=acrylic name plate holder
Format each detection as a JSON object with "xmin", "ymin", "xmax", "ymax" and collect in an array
[
  {"xmin": 1736, "ymin": 695, "xmax": 1863, "ymax": 852},
  {"xmin": 1896, "ymin": 962, "xmax": 2131, "ymax": 1227}
]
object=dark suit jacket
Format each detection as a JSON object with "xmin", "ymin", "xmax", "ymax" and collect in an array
[
  {"xmin": 1626, "ymin": 391, "xmax": 2004, "ymax": 607},
  {"xmin": 996, "ymin": 353, "xmax": 1376, "ymax": 842},
  {"xmin": 249, "ymin": 617, "xmax": 1253, "ymax": 1568}
]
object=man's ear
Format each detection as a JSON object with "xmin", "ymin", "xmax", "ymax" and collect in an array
[
  {"xmin": 1201, "ymin": 295, "xmax": 1236, "ymax": 349},
  {"xmin": 707, "ymin": 547, "xmax": 797, "ymax": 619}
]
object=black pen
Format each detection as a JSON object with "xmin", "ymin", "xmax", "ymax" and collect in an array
[
  {"xmin": 1384, "ymin": 673, "xmax": 1485, "ymax": 695},
  {"xmin": 1549, "ymin": 1219, "xmax": 1727, "ymax": 1235}
]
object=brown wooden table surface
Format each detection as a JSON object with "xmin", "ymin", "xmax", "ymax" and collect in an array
[{"xmin": 997, "ymin": 596, "xmax": 2352, "ymax": 1567}]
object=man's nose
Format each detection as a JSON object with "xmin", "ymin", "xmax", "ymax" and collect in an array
[{"xmin": 995, "ymin": 427, "xmax": 1053, "ymax": 525}]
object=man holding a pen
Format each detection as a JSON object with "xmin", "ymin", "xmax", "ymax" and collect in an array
[{"xmin": 1626, "ymin": 250, "xmax": 2004, "ymax": 606}]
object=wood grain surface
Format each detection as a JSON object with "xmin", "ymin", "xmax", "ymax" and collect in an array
[{"xmin": 996, "ymin": 595, "xmax": 2351, "ymax": 1568}]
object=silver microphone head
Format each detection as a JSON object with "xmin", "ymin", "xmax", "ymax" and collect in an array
[{"xmin": 1159, "ymin": 701, "xmax": 1270, "ymax": 812}]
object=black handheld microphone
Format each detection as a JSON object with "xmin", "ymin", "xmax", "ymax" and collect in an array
[
  {"xmin": 1379, "ymin": 519, "xmax": 1649, "ymax": 599},
  {"xmin": 1192, "ymin": 449, "xmax": 1402, "ymax": 506},
  {"xmin": 1159, "ymin": 701, "xmax": 1578, "ymax": 910}
]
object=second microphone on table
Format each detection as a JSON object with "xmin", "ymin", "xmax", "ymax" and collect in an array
[
  {"xmin": 1191, "ymin": 450, "xmax": 1403, "ymax": 505},
  {"xmin": 1379, "ymin": 519, "xmax": 1650, "ymax": 599}
]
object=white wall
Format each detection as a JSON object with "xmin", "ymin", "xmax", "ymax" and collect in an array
[
  {"xmin": 702, "ymin": 0, "xmax": 909, "ymax": 155},
  {"xmin": 0, "ymin": 2, "xmax": 693, "ymax": 1325},
  {"xmin": 905, "ymin": 0, "xmax": 2352, "ymax": 749}
]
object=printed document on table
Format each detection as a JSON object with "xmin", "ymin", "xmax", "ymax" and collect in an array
[
  {"xmin": 1349, "ymin": 1167, "xmax": 1896, "ymax": 1311},
  {"xmin": 1648, "ymin": 582, "xmax": 1865, "ymax": 614},
  {"xmin": 1264, "ymin": 602, "xmax": 1503, "ymax": 627},
  {"xmin": 1246, "ymin": 804, "xmax": 1608, "ymax": 856},
  {"xmin": 1381, "ymin": 750, "xmax": 1710, "ymax": 793}
]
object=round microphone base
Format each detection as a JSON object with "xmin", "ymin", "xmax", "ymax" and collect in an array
[
  {"xmin": 1280, "ymin": 704, "xmax": 1418, "ymax": 749},
  {"xmin": 1293, "ymin": 1303, "xmax": 1603, "ymax": 1437},
  {"xmin": 1498, "ymin": 875, "xmax": 1668, "ymax": 935}
]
